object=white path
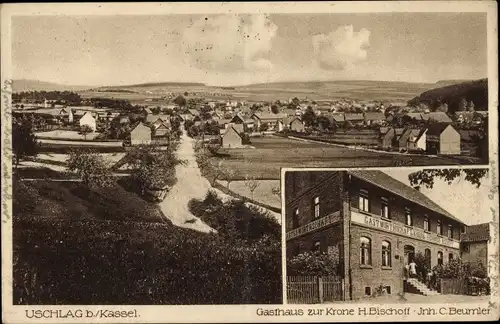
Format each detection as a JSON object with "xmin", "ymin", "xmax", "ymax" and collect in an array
[{"xmin": 159, "ymin": 132, "xmax": 217, "ymax": 233}]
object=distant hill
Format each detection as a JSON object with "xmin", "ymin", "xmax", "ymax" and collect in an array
[
  {"xmin": 100, "ymin": 82, "xmax": 206, "ymax": 89},
  {"xmin": 434, "ymin": 79, "xmax": 477, "ymax": 86},
  {"xmin": 12, "ymin": 79, "xmax": 93, "ymax": 92},
  {"xmin": 408, "ymin": 78, "xmax": 488, "ymax": 112}
]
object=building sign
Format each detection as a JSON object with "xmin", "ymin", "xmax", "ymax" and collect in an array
[
  {"xmin": 286, "ymin": 211, "xmax": 341, "ymax": 240},
  {"xmin": 351, "ymin": 210, "xmax": 460, "ymax": 249}
]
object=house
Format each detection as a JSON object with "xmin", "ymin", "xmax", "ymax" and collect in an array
[
  {"xmin": 79, "ymin": 112, "xmax": 96, "ymax": 131},
  {"xmin": 363, "ymin": 112, "xmax": 386, "ymax": 126},
  {"xmin": 329, "ymin": 113, "xmax": 346, "ymax": 127},
  {"xmin": 146, "ymin": 115, "xmax": 169, "ymax": 128},
  {"xmin": 344, "ymin": 113, "xmax": 365, "ymax": 126},
  {"xmin": 420, "ymin": 112, "xmax": 452, "ymax": 124},
  {"xmin": 285, "ymin": 170, "xmax": 465, "ymax": 300},
  {"xmin": 407, "ymin": 128, "xmax": 427, "ymax": 151},
  {"xmin": 379, "ymin": 127, "xmax": 394, "ymax": 149},
  {"xmin": 397, "ymin": 128, "xmax": 416, "ymax": 151},
  {"xmin": 289, "ymin": 117, "xmax": 305, "ymax": 132},
  {"xmin": 129, "ymin": 122, "xmax": 152, "ymax": 145},
  {"xmin": 426, "ymin": 123, "xmax": 460, "ymax": 155},
  {"xmin": 216, "ymin": 118, "xmax": 232, "ymax": 129},
  {"xmin": 252, "ymin": 112, "xmax": 286, "ymax": 131},
  {"xmin": 154, "ymin": 122, "xmax": 170, "ymax": 137},
  {"xmin": 119, "ymin": 115, "xmax": 130, "ymax": 124},
  {"xmin": 230, "ymin": 113, "xmax": 255, "ymax": 132},
  {"xmin": 232, "ymin": 123, "xmax": 244, "ymax": 134},
  {"xmin": 221, "ymin": 125, "xmax": 244, "ymax": 148},
  {"xmin": 141, "ymin": 107, "xmax": 153, "ymax": 116},
  {"xmin": 460, "ymin": 223, "xmax": 490, "ymax": 267}
]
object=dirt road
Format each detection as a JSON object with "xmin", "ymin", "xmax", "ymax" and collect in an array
[{"xmin": 159, "ymin": 132, "xmax": 216, "ymax": 233}]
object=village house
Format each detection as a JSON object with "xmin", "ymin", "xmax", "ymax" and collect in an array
[
  {"xmin": 407, "ymin": 128, "xmax": 427, "ymax": 151},
  {"xmin": 79, "ymin": 112, "xmax": 96, "ymax": 131},
  {"xmin": 345, "ymin": 113, "xmax": 365, "ymax": 127},
  {"xmin": 230, "ymin": 112, "xmax": 255, "ymax": 132},
  {"xmin": 460, "ymin": 223, "xmax": 490, "ymax": 268},
  {"xmin": 379, "ymin": 127, "xmax": 395, "ymax": 149},
  {"xmin": 153, "ymin": 121, "xmax": 170, "ymax": 137},
  {"xmin": 252, "ymin": 112, "xmax": 287, "ymax": 132},
  {"xmin": 426, "ymin": 123, "xmax": 461, "ymax": 155},
  {"xmin": 285, "ymin": 170, "xmax": 465, "ymax": 300},
  {"xmin": 129, "ymin": 122, "xmax": 152, "ymax": 145},
  {"xmin": 329, "ymin": 113, "xmax": 346, "ymax": 128},
  {"xmin": 289, "ymin": 117, "xmax": 305, "ymax": 132},
  {"xmin": 363, "ymin": 112, "xmax": 386, "ymax": 126},
  {"xmin": 420, "ymin": 112, "xmax": 452, "ymax": 124},
  {"xmin": 141, "ymin": 107, "xmax": 153, "ymax": 116},
  {"xmin": 221, "ymin": 125, "xmax": 244, "ymax": 148}
]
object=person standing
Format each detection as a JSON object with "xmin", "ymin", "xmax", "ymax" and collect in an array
[{"xmin": 409, "ymin": 260, "xmax": 417, "ymax": 279}]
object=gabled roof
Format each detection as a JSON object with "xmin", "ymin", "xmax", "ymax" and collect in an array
[
  {"xmin": 426, "ymin": 123, "xmax": 455, "ymax": 136},
  {"xmin": 461, "ymin": 223, "xmax": 490, "ymax": 242},
  {"xmin": 349, "ymin": 170, "xmax": 464, "ymax": 224},
  {"xmin": 223, "ymin": 125, "xmax": 243, "ymax": 139},
  {"xmin": 130, "ymin": 122, "xmax": 151, "ymax": 133},
  {"xmin": 408, "ymin": 128, "xmax": 426, "ymax": 143},
  {"xmin": 330, "ymin": 113, "xmax": 345, "ymax": 122},
  {"xmin": 217, "ymin": 118, "xmax": 232, "ymax": 125},
  {"xmin": 364, "ymin": 112, "xmax": 385, "ymax": 121},
  {"xmin": 345, "ymin": 113, "xmax": 364, "ymax": 121},
  {"xmin": 252, "ymin": 112, "xmax": 287, "ymax": 120},
  {"xmin": 420, "ymin": 112, "xmax": 452, "ymax": 123}
]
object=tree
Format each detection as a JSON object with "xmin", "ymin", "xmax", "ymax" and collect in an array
[
  {"xmin": 80, "ymin": 125, "xmax": 93, "ymax": 140},
  {"xmin": 287, "ymin": 251, "xmax": 340, "ymax": 276},
  {"xmin": 271, "ymin": 185, "xmax": 280, "ymax": 199},
  {"xmin": 259, "ymin": 123, "xmax": 269, "ymax": 132},
  {"xmin": 457, "ymin": 97, "xmax": 467, "ymax": 112},
  {"xmin": 467, "ymin": 100, "xmax": 475, "ymax": 112},
  {"xmin": 173, "ymin": 95, "xmax": 187, "ymax": 107},
  {"xmin": 67, "ymin": 150, "xmax": 114, "ymax": 188},
  {"xmin": 302, "ymin": 106, "xmax": 316, "ymax": 127},
  {"xmin": 436, "ymin": 103, "xmax": 448, "ymax": 113},
  {"xmin": 291, "ymin": 97, "xmax": 300, "ymax": 106},
  {"xmin": 223, "ymin": 168, "xmax": 236, "ymax": 189},
  {"xmin": 12, "ymin": 120, "xmax": 38, "ymax": 166},
  {"xmin": 183, "ymin": 91, "xmax": 189, "ymax": 96},
  {"xmin": 316, "ymin": 115, "xmax": 331, "ymax": 132},
  {"xmin": 408, "ymin": 168, "xmax": 488, "ymax": 189},
  {"xmin": 244, "ymin": 175, "xmax": 260, "ymax": 200},
  {"xmin": 270, "ymin": 104, "xmax": 279, "ymax": 114}
]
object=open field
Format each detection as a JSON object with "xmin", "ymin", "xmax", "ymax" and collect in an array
[
  {"xmin": 208, "ymin": 136, "xmax": 461, "ymax": 179},
  {"xmin": 216, "ymin": 180, "xmax": 281, "ymax": 210},
  {"xmin": 36, "ymin": 130, "xmax": 101, "ymax": 140}
]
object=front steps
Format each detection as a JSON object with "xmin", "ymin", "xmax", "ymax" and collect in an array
[{"xmin": 405, "ymin": 278, "xmax": 440, "ymax": 296}]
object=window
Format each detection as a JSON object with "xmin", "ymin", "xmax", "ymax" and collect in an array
[
  {"xmin": 385, "ymin": 286, "xmax": 391, "ymax": 295},
  {"xmin": 437, "ymin": 251, "xmax": 443, "ymax": 265},
  {"xmin": 365, "ymin": 287, "xmax": 371, "ymax": 296},
  {"xmin": 292, "ymin": 208, "xmax": 299, "ymax": 228},
  {"xmin": 448, "ymin": 253, "xmax": 454, "ymax": 262},
  {"xmin": 405, "ymin": 208, "xmax": 413, "ymax": 226},
  {"xmin": 437, "ymin": 220, "xmax": 442, "ymax": 235},
  {"xmin": 380, "ymin": 197, "xmax": 390, "ymax": 219},
  {"xmin": 448, "ymin": 225, "xmax": 453, "ymax": 239},
  {"xmin": 358, "ymin": 189, "xmax": 369, "ymax": 212},
  {"xmin": 312, "ymin": 241, "xmax": 321, "ymax": 252},
  {"xmin": 313, "ymin": 197, "xmax": 320, "ymax": 219},
  {"xmin": 360, "ymin": 236, "xmax": 372, "ymax": 265},
  {"xmin": 382, "ymin": 241, "xmax": 392, "ymax": 267},
  {"xmin": 424, "ymin": 215, "xmax": 430, "ymax": 231},
  {"xmin": 424, "ymin": 249, "xmax": 431, "ymax": 268}
]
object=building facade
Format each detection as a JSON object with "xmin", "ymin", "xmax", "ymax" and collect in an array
[{"xmin": 285, "ymin": 170, "xmax": 465, "ymax": 300}]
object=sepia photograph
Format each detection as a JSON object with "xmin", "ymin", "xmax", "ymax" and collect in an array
[
  {"xmin": 1, "ymin": 1, "xmax": 498, "ymax": 323},
  {"xmin": 284, "ymin": 168, "xmax": 492, "ymax": 304}
]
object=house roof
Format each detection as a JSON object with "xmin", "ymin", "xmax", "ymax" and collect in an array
[
  {"xmin": 188, "ymin": 109, "xmax": 200, "ymax": 116},
  {"xmin": 329, "ymin": 113, "xmax": 345, "ymax": 122},
  {"xmin": 408, "ymin": 128, "xmax": 426, "ymax": 143},
  {"xmin": 420, "ymin": 112, "xmax": 452, "ymax": 123},
  {"xmin": 345, "ymin": 113, "xmax": 364, "ymax": 121},
  {"xmin": 253, "ymin": 112, "xmax": 287, "ymax": 120},
  {"xmin": 460, "ymin": 223, "xmax": 490, "ymax": 242},
  {"xmin": 426, "ymin": 123, "xmax": 454, "ymax": 136},
  {"xmin": 217, "ymin": 118, "xmax": 232, "ymax": 125},
  {"xmin": 130, "ymin": 122, "xmax": 151, "ymax": 133},
  {"xmin": 223, "ymin": 125, "xmax": 243, "ymax": 138},
  {"xmin": 364, "ymin": 112, "xmax": 385, "ymax": 121},
  {"xmin": 349, "ymin": 170, "xmax": 464, "ymax": 224},
  {"xmin": 406, "ymin": 112, "xmax": 422, "ymax": 120}
]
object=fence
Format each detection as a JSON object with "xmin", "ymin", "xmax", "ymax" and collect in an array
[
  {"xmin": 287, "ymin": 276, "xmax": 343, "ymax": 304},
  {"xmin": 439, "ymin": 278, "xmax": 468, "ymax": 295}
]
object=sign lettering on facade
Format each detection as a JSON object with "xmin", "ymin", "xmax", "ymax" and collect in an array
[{"xmin": 352, "ymin": 210, "xmax": 460, "ymax": 249}]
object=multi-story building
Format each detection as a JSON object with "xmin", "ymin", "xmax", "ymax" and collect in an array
[{"xmin": 285, "ymin": 170, "xmax": 465, "ymax": 300}]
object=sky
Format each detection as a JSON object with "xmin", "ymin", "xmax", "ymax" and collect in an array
[
  {"xmin": 12, "ymin": 13, "xmax": 487, "ymax": 86},
  {"xmin": 384, "ymin": 169, "xmax": 493, "ymax": 226}
]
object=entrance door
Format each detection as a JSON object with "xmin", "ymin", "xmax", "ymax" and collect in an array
[{"xmin": 404, "ymin": 245, "xmax": 415, "ymax": 265}]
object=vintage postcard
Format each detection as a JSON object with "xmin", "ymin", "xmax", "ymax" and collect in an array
[{"xmin": 1, "ymin": 1, "xmax": 498, "ymax": 323}]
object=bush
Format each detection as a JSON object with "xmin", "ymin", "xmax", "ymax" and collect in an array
[{"xmin": 287, "ymin": 251, "xmax": 341, "ymax": 276}]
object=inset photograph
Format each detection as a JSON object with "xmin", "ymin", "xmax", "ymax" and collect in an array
[{"xmin": 284, "ymin": 168, "xmax": 491, "ymax": 304}]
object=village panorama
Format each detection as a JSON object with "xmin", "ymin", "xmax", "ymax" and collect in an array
[{"xmin": 9, "ymin": 11, "xmax": 491, "ymax": 306}]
